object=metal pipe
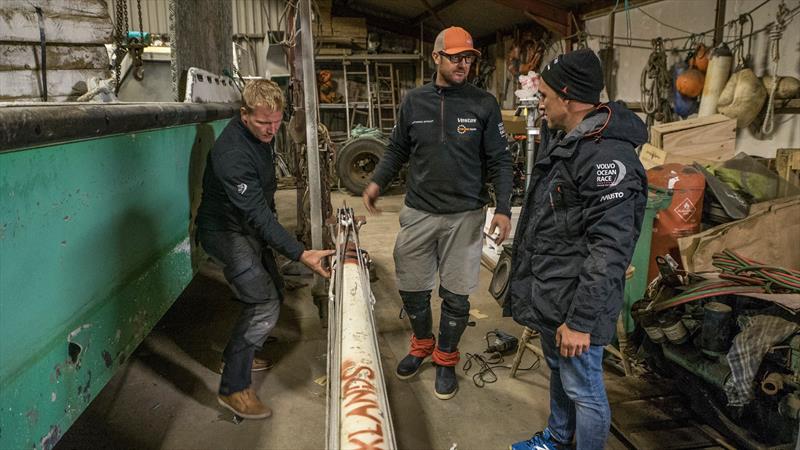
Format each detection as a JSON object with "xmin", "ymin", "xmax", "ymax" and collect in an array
[
  {"xmin": 298, "ymin": 0, "xmax": 323, "ymax": 254},
  {"xmin": 762, "ymin": 372, "xmax": 785, "ymax": 396},
  {"xmin": 327, "ymin": 207, "xmax": 396, "ymax": 450},
  {"xmin": 521, "ymin": 97, "xmax": 539, "ymax": 190}
]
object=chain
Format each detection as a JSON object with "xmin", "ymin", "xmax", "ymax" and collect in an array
[
  {"xmin": 113, "ymin": 0, "xmax": 129, "ymax": 93},
  {"xmin": 640, "ymin": 38, "xmax": 672, "ymax": 125},
  {"xmin": 131, "ymin": 0, "xmax": 145, "ymax": 80}
]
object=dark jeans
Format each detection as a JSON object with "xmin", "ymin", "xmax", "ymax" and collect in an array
[{"xmin": 198, "ymin": 228, "xmax": 283, "ymax": 395}]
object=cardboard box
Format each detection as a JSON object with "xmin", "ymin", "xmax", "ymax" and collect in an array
[{"xmin": 501, "ymin": 110, "xmax": 527, "ymax": 135}]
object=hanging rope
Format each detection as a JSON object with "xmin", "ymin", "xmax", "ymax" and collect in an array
[
  {"xmin": 761, "ymin": 1, "xmax": 788, "ymax": 135},
  {"xmin": 640, "ymin": 38, "xmax": 672, "ymax": 125}
]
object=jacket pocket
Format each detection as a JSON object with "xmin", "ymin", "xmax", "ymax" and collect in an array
[{"xmin": 530, "ymin": 254, "xmax": 584, "ymax": 327}]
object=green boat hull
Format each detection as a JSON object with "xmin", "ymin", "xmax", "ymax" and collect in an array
[{"xmin": 0, "ymin": 105, "xmax": 234, "ymax": 449}]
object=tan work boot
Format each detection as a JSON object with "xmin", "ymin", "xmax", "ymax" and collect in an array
[
  {"xmin": 218, "ymin": 356, "xmax": 273, "ymax": 374},
  {"xmin": 217, "ymin": 388, "xmax": 272, "ymax": 419}
]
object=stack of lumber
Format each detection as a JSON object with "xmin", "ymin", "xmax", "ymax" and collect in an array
[
  {"xmin": 316, "ymin": 0, "xmax": 367, "ymax": 49},
  {"xmin": 640, "ymin": 114, "xmax": 736, "ymax": 169}
]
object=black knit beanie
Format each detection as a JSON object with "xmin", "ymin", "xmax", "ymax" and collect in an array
[{"xmin": 540, "ymin": 48, "xmax": 604, "ymax": 104}]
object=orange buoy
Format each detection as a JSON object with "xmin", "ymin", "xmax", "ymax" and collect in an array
[
  {"xmin": 691, "ymin": 44, "xmax": 709, "ymax": 73},
  {"xmin": 677, "ymin": 68, "xmax": 705, "ymax": 98}
]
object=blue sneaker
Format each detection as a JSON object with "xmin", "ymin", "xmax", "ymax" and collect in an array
[{"xmin": 509, "ymin": 429, "xmax": 567, "ymax": 450}]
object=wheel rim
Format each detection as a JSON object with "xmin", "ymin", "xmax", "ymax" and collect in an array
[{"xmin": 348, "ymin": 152, "xmax": 380, "ymax": 184}]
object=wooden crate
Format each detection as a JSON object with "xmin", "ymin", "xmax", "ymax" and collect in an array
[
  {"xmin": 776, "ymin": 148, "xmax": 800, "ymax": 197},
  {"xmin": 649, "ymin": 114, "xmax": 736, "ymax": 163}
]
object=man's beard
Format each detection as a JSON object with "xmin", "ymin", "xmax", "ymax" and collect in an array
[{"xmin": 441, "ymin": 70, "xmax": 467, "ymax": 87}]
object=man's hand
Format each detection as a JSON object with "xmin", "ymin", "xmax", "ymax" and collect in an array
[
  {"xmin": 362, "ymin": 182, "xmax": 382, "ymax": 215},
  {"xmin": 555, "ymin": 323, "xmax": 590, "ymax": 357},
  {"xmin": 299, "ymin": 249, "xmax": 336, "ymax": 278},
  {"xmin": 488, "ymin": 212, "xmax": 511, "ymax": 244}
]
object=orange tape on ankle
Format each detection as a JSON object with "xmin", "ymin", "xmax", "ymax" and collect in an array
[
  {"xmin": 408, "ymin": 335, "xmax": 435, "ymax": 357},
  {"xmin": 432, "ymin": 348, "xmax": 460, "ymax": 366}
]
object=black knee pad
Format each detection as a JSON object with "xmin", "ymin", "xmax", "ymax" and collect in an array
[
  {"xmin": 439, "ymin": 286, "xmax": 470, "ymax": 318},
  {"xmin": 399, "ymin": 290, "xmax": 432, "ymax": 314}
]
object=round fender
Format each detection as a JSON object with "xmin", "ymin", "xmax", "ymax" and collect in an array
[
  {"xmin": 676, "ymin": 68, "xmax": 705, "ymax": 98},
  {"xmin": 762, "ymin": 75, "xmax": 800, "ymax": 99},
  {"xmin": 717, "ymin": 69, "xmax": 767, "ymax": 128}
]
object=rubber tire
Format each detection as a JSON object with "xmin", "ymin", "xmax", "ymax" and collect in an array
[
  {"xmin": 336, "ymin": 137, "xmax": 385, "ymax": 195},
  {"xmin": 489, "ymin": 251, "xmax": 512, "ymax": 304}
]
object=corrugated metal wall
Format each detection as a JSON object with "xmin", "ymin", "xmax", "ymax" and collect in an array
[
  {"xmin": 110, "ymin": 0, "xmax": 287, "ymax": 76},
  {"xmin": 111, "ymin": 0, "xmax": 285, "ymax": 37},
  {"xmin": 110, "ymin": 0, "xmax": 171, "ymax": 35}
]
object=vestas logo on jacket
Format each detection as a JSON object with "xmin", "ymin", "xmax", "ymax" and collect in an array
[
  {"xmin": 595, "ymin": 160, "xmax": 626, "ymax": 187},
  {"xmin": 237, "ymin": 183, "xmax": 248, "ymax": 195},
  {"xmin": 456, "ymin": 117, "xmax": 478, "ymax": 134}
]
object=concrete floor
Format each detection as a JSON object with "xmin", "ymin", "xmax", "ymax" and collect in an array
[{"xmin": 56, "ymin": 189, "xmax": 627, "ymax": 450}]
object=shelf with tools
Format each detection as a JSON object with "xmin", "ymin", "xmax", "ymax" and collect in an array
[{"xmin": 315, "ymin": 53, "xmax": 421, "ymax": 141}]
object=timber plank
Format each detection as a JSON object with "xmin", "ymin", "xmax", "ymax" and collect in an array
[
  {"xmin": 0, "ymin": 10, "xmax": 113, "ymax": 44},
  {"xmin": 0, "ymin": 44, "xmax": 108, "ymax": 71},
  {"xmin": 0, "ymin": 69, "xmax": 108, "ymax": 100},
  {"xmin": 2, "ymin": 0, "xmax": 108, "ymax": 18},
  {"xmin": 607, "ymin": 377, "xmax": 734, "ymax": 449}
]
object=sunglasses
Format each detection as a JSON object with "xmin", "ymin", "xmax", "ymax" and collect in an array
[{"xmin": 438, "ymin": 51, "xmax": 477, "ymax": 64}]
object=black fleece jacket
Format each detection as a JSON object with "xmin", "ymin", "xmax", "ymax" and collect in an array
[
  {"xmin": 370, "ymin": 80, "xmax": 513, "ymax": 216},
  {"xmin": 196, "ymin": 117, "xmax": 304, "ymax": 261}
]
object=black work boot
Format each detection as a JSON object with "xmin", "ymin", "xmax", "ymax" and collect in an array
[
  {"xmin": 396, "ymin": 290, "xmax": 433, "ymax": 379},
  {"xmin": 433, "ymin": 287, "xmax": 470, "ymax": 400}
]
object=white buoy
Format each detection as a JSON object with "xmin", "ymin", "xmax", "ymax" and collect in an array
[{"xmin": 698, "ymin": 44, "xmax": 733, "ymax": 117}]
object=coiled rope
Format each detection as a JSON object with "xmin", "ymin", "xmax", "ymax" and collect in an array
[{"xmin": 761, "ymin": 1, "xmax": 788, "ymax": 135}]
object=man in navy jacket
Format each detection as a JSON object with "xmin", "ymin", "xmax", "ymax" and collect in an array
[{"xmin": 506, "ymin": 49, "xmax": 647, "ymax": 450}]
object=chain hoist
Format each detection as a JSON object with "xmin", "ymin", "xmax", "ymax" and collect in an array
[
  {"xmin": 112, "ymin": 0, "xmax": 146, "ymax": 93},
  {"xmin": 640, "ymin": 38, "xmax": 672, "ymax": 125}
]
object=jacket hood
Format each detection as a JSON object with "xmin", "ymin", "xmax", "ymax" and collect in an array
[
  {"xmin": 588, "ymin": 101, "xmax": 648, "ymax": 147},
  {"xmin": 551, "ymin": 101, "xmax": 648, "ymax": 151}
]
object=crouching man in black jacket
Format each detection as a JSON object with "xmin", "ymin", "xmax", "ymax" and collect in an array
[
  {"xmin": 506, "ymin": 49, "xmax": 647, "ymax": 450},
  {"xmin": 196, "ymin": 80, "xmax": 333, "ymax": 420}
]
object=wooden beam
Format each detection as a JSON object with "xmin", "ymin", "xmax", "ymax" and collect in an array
[
  {"xmin": 493, "ymin": 0, "xmax": 569, "ymax": 26},
  {"xmin": 411, "ymin": 0, "xmax": 461, "ymax": 24},
  {"xmin": 579, "ymin": 0, "xmax": 663, "ymax": 20},
  {"xmin": 713, "ymin": 0, "xmax": 726, "ymax": 46},
  {"xmin": 334, "ymin": 4, "xmax": 438, "ymax": 42},
  {"xmin": 523, "ymin": 10, "xmax": 569, "ymax": 37},
  {"xmin": 417, "ymin": 0, "xmax": 447, "ymax": 28}
]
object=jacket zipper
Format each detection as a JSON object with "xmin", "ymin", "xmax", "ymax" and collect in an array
[{"xmin": 439, "ymin": 91, "xmax": 445, "ymax": 143}]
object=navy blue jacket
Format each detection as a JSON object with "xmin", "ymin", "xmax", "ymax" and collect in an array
[
  {"xmin": 196, "ymin": 117, "xmax": 304, "ymax": 261},
  {"xmin": 504, "ymin": 102, "xmax": 647, "ymax": 345},
  {"xmin": 370, "ymin": 80, "xmax": 513, "ymax": 216}
]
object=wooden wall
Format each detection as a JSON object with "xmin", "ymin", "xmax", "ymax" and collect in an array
[{"xmin": 0, "ymin": 0, "xmax": 113, "ymax": 102}]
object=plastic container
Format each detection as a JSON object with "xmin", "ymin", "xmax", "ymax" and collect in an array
[{"xmin": 647, "ymin": 164, "xmax": 706, "ymax": 282}]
